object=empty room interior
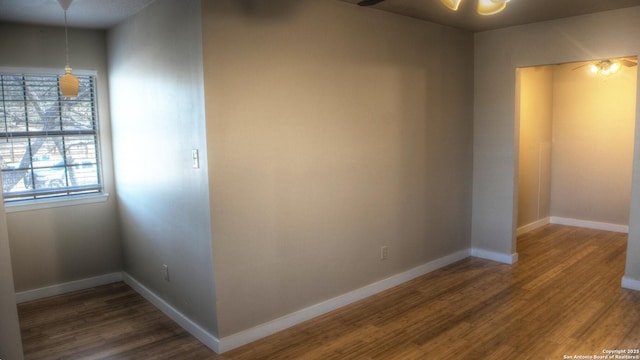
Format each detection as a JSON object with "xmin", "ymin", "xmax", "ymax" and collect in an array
[
  {"xmin": 517, "ymin": 60, "xmax": 638, "ymax": 238},
  {"xmin": 1, "ymin": 0, "xmax": 640, "ymax": 359}
]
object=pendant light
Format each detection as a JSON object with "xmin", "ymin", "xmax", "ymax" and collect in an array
[
  {"xmin": 440, "ymin": 0, "xmax": 511, "ymax": 15},
  {"xmin": 58, "ymin": 0, "xmax": 79, "ymax": 98}
]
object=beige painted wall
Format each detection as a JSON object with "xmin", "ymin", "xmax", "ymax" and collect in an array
[
  {"xmin": 107, "ymin": 0, "xmax": 218, "ymax": 335},
  {"xmin": 550, "ymin": 62, "xmax": 637, "ymax": 225},
  {"xmin": 202, "ymin": 0, "xmax": 474, "ymax": 337},
  {"xmin": 0, "ymin": 23, "xmax": 122, "ymax": 292},
  {"xmin": 473, "ymin": 7, "xmax": 640, "ymax": 283},
  {"xmin": 517, "ymin": 66, "xmax": 553, "ymax": 228}
]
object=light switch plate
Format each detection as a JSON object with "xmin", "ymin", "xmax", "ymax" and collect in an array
[{"xmin": 192, "ymin": 149, "xmax": 200, "ymax": 169}]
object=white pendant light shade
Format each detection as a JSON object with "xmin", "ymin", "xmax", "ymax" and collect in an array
[
  {"xmin": 60, "ymin": 67, "xmax": 79, "ymax": 97},
  {"xmin": 477, "ymin": 0, "xmax": 507, "ymax": 15},
  {"xmin": 440, "ymin": 0, "xmax": 463, "ymax": 11}
]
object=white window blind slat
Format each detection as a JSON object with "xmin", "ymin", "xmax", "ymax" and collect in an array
[{"xmin": 0, "ymin": 72, "xmax": 103, "ymax": 202}]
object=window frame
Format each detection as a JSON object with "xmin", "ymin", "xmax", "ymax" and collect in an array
[{"xmin": 0, "ymin": 67, "xmax": 108, "ymax": 211}]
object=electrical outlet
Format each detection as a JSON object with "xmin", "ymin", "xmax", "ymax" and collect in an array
[
  {"xmin": 162, "ymin": 264, "xmax": 170, "ymax": 282},
  {"xmin": 381, "ymin": 246, "xmax": 389, "ymax": 260}
]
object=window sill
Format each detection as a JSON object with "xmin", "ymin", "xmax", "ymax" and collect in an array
[{"xmin": 4, "ymin": 193, "xmax": 110, "ymax": 213}]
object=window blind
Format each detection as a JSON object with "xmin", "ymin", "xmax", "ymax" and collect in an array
[{"xmin": 0, "ymin": 72, "xmax": 102, "ymax": 201}]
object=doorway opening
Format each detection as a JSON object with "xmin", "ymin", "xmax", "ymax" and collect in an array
[{"xmin": 515, "ymin": 57, "xmax": 638, "ymax": 240}]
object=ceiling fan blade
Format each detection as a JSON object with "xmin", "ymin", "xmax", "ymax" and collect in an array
[
  {"xmin": 621, "ymin": 59, "xmax": 637, "ymax": 67},
  {"xmin": 572, "ymin": 63, "xmax": 588, "ymax": 71},
  {"xmin": 358, "ymin": 0, "xmax": 385, "ymax": 6}
]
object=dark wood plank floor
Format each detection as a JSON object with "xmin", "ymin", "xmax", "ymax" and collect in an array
[
  {"xmin": 19, "ymin": 225, "xmax": 640, "ymax": 359},
  {"xmin": 18, "ymin": 282, "xmax": 217, "ymax": 360}
]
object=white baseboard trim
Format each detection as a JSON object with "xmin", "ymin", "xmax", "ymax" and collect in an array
[
  {"xmin": 217, "ymin": 248, "xmax": 471, "ymax": 353},
  {"xmin": 122, "ymin": 273, "xmax": 220, "ymax": 354},
  {"xmin": 517, "ymin": 217, "xmax": 550, "ymax": 236},
  {"xmin": 15, "ymin": 272, "xmax": 123, "ymax": 304},
  {"xmin": 622, "ymin": 276, "xmax": 640, "ymax": 291},
  {"xmin": 471, "ymin": 248, "xmax": 518, "ymax": 264},
  {"xmin": 15, "ymin": 250, "xmax": 636, "ymax": 355},
  {"xmin": 550, "ymin": 217, "xmax": 629, "ymax": 233}
]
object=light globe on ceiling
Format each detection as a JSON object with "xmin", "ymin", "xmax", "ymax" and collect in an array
[
  {"xmin": 478, "ymin": 0, "xmax": 510, "ymax": 15},
  {"xmin": 440, "ymin": 0, "xmax": 463, "ymax": 11},
  {"xmin": 590, "ymin": 60, "xmax": 621, "ymax": 76},
  {"xmin": 440, "ymin": 0, "xmax": 511, "ymax": 15}
]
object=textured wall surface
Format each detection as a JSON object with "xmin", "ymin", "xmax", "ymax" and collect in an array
[
  {"xmin": 107, "ymin": 0, "xmax": 218, "ymax": 336},
  {"xmin": 0, "ymin": 23, "xmax": 122, "ymax": 292},
  {"xmin": 473, "ymin": 6, "xmax": 640, "ymax": 280},
  {"xmin": 202, "ymin": 0, "xmax": 474, "ymax": 337}
]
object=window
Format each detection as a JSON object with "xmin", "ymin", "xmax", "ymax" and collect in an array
[{"xmin": 0, "ymin": 71, "xmax": 103, "ymax": 203}]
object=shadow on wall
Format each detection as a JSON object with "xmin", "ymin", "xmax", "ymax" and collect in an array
[{"xmin": 233, "ymin": 0, "xmax": 303, "ymax": 20}]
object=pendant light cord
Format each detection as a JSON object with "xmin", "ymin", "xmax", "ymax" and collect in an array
[{"xmin": 64, "ymin": 10, "xmax": 70, "ymax": 69}]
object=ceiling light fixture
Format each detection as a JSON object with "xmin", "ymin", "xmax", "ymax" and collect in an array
[
  {"xmin": 478, "ymin": 0, "xmax": 510, "ymax": 15},
  {"xmin": 58, "ymin": 0, "xmax": 79, "ymax": 98},
  {"xmin": 589, "ymin": 60, "xmax": 621, "ymax": 76},
  {"xmin": 440, "ymin": 0, "xmax": 511, "ymax": 15},
  {"xmin": 440, "ymin": 0, "xmax": 462, "ymax": 11},
  {"xmin": 573, "ymin": 57, "xmax": 637, "ymax": 75}
]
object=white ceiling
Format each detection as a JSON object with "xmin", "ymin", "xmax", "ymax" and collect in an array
[
  {"xmin": 0, "ymin": 0, "xmax": 156, "ymax": 29},
  {"xmin": 340, "ymin": 0, "xmax": 640, "ymax": 32},
  {"xmin": 0, "ymin": 0, "xmax": 639, "ymax": 31}
]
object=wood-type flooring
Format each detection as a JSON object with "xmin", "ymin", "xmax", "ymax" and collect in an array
[{"xmin": 18, "ymin": 225, "xmax": 640, "ymax": 359}]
